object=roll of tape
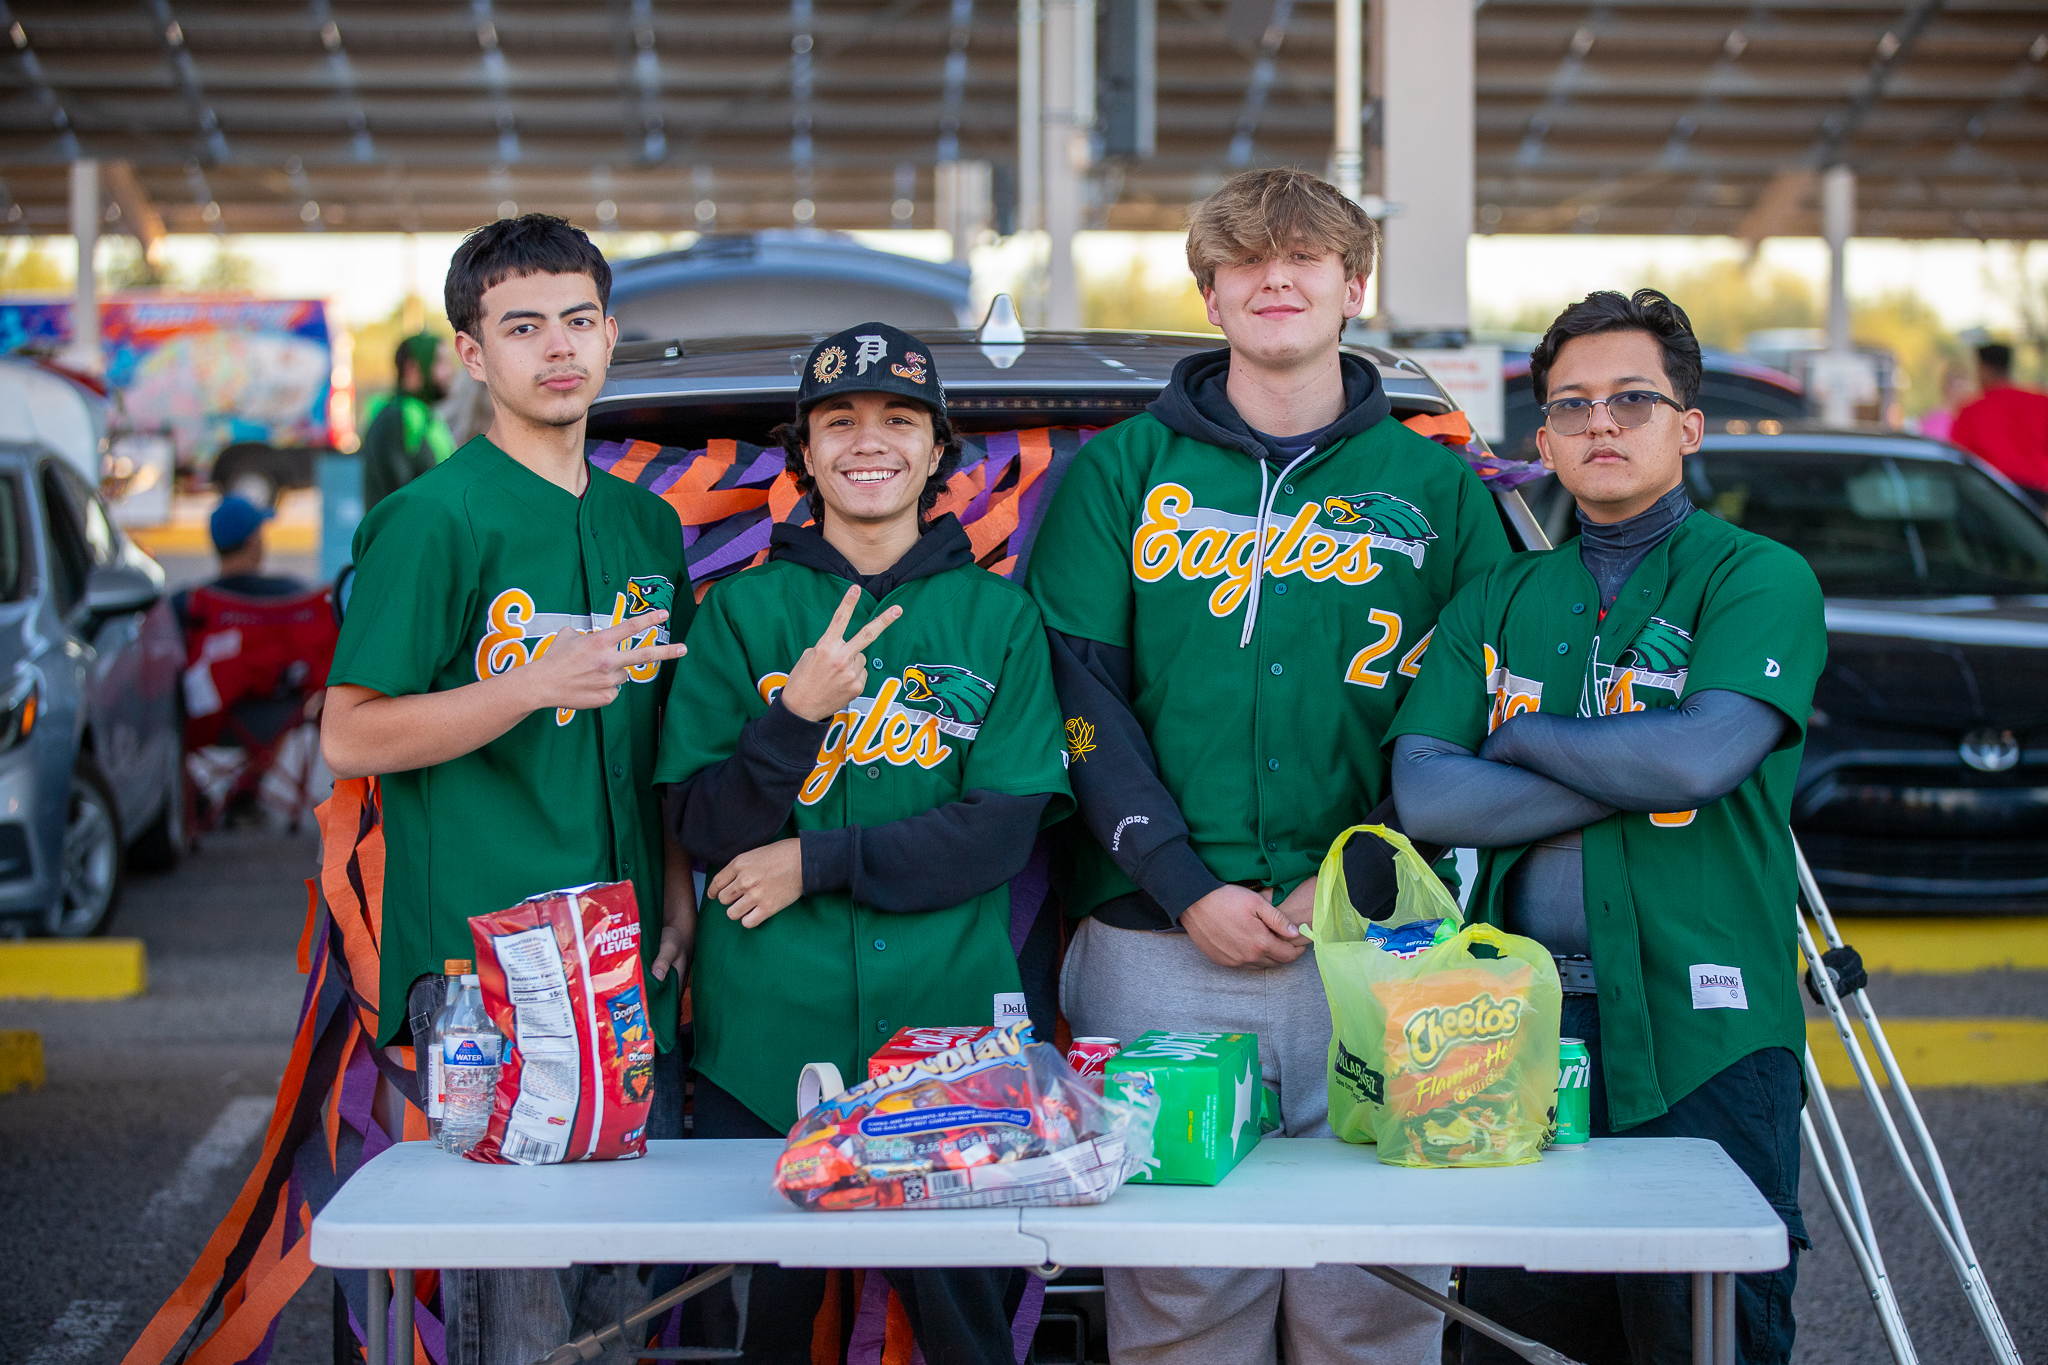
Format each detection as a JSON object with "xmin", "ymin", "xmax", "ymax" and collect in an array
[{"xmin": 796, "ymin": 1061, "xmax": 845, "ymax": 1117}]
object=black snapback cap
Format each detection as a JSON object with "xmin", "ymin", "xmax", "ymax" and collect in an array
[{"xmin": 796, "ymin": 321, "xmax": 946, "ymax": 420}]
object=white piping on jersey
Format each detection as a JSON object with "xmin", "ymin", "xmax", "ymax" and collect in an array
[{"xmin": 1239, "ymin": 447, "xmax": 1318, "ymax": 649}]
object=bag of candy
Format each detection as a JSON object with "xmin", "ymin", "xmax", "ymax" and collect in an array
[
  {"xmin": 464, "ymin": 880, "xmax": 656, "ymax": 1165},
  {"xmin": 1308, "ymin": 826, "xmax": 1562, "ymax": 1168},
  {"xmin": 773, "ymin": 1021, "xmax": 1161, "ymax": 1211}
]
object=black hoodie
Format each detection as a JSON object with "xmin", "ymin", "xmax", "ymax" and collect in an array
[
  {"xmin": 667, "ymin": 514, "xmax": 1053, "ymax": 914},
  {"xmin": 1048, "ymin": 349, "xmax": 1402, "ymax": 930}
]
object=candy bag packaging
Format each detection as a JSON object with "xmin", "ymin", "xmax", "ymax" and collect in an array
[
  {"xmin": 868, "ymin": 1026, "xmax": 995, "ymax": 1079},
  {"xmin": 1104, "ymin": 1031, "xmax": 1265, "ymax": 1185},
  {"xmin": 1308, "ymin": 826, "xmax": 1562, "ymax": 1168},
  {"xmin": 464, "ymin": 881, "xmax": 655, "ymax": 1165},
  {"xmin": 774, "ymin": 1021, "xmax": 1160, "ymax": 1211}
]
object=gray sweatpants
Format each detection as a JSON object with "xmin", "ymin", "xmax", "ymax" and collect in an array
[{"xmin": 1061, "ymin": 918, "xmax": 1450, "ymax": 1365}]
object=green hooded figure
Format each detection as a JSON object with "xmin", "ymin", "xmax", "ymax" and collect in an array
[{"xmin": 358, "ymin": 332, "xmax": 456, "ymax": 512}]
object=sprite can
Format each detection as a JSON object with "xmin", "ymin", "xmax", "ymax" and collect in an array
[{"xmin": 1553, "ymin": 1038, "xmax": 1591, "ymax": 1145}]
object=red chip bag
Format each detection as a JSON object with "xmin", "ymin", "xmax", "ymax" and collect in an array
[{"xmin": 464, "ymin": 881, "xmax": 656, "ymax": 1165}]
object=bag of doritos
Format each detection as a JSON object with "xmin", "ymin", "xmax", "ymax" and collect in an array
[
  {"xmin": 1307, "ymin": 826, "xmax": 1561, "ymax": 1168},
  {"xmin": 464, "ymin": 881, "xmax": 655, "ymax": 1165}
]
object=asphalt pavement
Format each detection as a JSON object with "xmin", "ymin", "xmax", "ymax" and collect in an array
[{"xmin": 1, "ymin": 815, "xmax": 2043, "ymax": 1365}]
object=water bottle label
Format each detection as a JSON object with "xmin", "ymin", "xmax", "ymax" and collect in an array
[
  {"xmin": 427, "ymin": 1048, "xmax": 445, "ymax": 1118},
  {"xmin": 445, "ymin": 1036, "xmax": 502, "ymax": 1066}
]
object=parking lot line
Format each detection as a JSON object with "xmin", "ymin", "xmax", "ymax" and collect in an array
[
  {"xmin": 1807, "ymin": 1017, "xmax": 2048, "ymax": 1088},
  {"xmin": 22, "ymin": 1300, "xmax": 124, "ymax": 1365},
  {"xmin": 139, "ymin": 1096, "xmax": 275, "ymax": 1230},
  {"xmin": 1831, "ymin": 918, "xmax": 2048, "ymax": 974}
]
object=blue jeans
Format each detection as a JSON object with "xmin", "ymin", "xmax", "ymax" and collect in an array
[
  {"xmin": 1462, "ymin": 995, "xmax": 1805, "ymax": 1365},
  {"xmin": 408, "ymin": 976, "xmax": 677, "ymax": 1365}
]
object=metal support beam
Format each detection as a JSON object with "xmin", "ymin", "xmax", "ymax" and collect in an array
[
  {"xmin": 1374, "ymin": 0, "xmax": 1473, "ymax": 338},
  {"xmin": 1817, "ymin": 164, "xmax": 1867, "ymax": 426},
  {"xmin": 1332, "ymin": 0, "xmax": 1363, "ymax": 203},
  {"xmin": 1016, "ymin": 0, "xmax": 1041, "ymax": 236},
  {"xmin": 1041, "ymin": 0, "xmax": 1092, "ymax": 330},
  {"xmin": 66, "ymin": 158, "xmax": 99, "ymax": 375},
  {"xmin": 103, "ymin": 161, "xmax": 165, "ymax": 266}
]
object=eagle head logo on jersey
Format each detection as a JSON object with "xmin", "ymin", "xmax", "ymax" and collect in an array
[
  {"xmin": 1322, "ymin": 491, "xmax": 1438, "ymax": 544},
  {"xmin": 626, "ymin": 574, "xmax": 674, "ymax": 618},
  {"xmin": 1617, "ymin": 616, "xmax": 1694, "ymax": 675},
  {"xmin": 899, "ymin": 663, "xmax": 995, "ymax": 728}
]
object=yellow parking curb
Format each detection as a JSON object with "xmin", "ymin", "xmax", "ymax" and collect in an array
[
  {"xmin": 0, "ymin": 1029, "xmax": 43, "ymax": 1092},
  {"xmin": 129, "ymin": 523, "xmax": 318, "ymax": 556},
  {"xmin": 0, "ymin": 939, "xmax": 147, "ymax": 999},
  {"xmin": 1807, "ymin": 1017, "xmax": 2048, "ymax": 1088},
  {"xmin": 1829, "ymin": 918, "xmax": 2048, "ymax": 974}
]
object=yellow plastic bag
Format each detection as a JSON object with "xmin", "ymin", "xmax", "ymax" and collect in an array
[{"xmin": 1307, "ymin": 825, "xmax": 1562, "ymax": 1168}]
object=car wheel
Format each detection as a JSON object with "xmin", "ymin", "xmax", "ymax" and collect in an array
[
  {"xmin": 128, "ymin": 752, "xmax": 188, "ymax": 873},
  {"xmin": 46, "ymin": 762, "xmax": 122, "ymax": 938}
]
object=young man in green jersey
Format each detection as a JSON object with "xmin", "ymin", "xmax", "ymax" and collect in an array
[
  {"xmin": 1024, "ymin": 167, "xmax": 1509, "ymax": 1365},
  {"xmin": 1391, "ymin": 290, "xmax": 1825, "ymax": 1364},
  {"xmin": 322, "ymin": 214, "xmax": 693, "ymax": 1365},
  {"xmin": 657, "ymin": 322, "xmax": 1073, "ymax": 1365}
]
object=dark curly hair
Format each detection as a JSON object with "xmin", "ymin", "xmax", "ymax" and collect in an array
[
  {"xmin": 1528, "ymin": 288, "xmax": 1703, "ymax": 409},
  {"xmin": 771, "ymin": 402, "xmax": 963, "ymax": 526}
]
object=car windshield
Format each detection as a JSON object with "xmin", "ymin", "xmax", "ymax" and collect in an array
[
  {"xmin": 0, "ymin": 474, "xmax": 22, "ymax": 602},
  {"xmin": 1687, "ymin": 448, "xmax": 2048, "ymax": 598}
]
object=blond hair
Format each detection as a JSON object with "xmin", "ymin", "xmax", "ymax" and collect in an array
[{"xmin": 1185, "ymin": 167, "xmax": 1380, "ymax": 294}]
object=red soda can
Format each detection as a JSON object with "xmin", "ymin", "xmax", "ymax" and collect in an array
[{"xmin": 1066, "ymin": 1037, "xmax": 1121, "ymax": 1080}]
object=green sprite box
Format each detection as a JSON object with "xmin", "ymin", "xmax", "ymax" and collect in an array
[{"xmin": 1105, "ymin": 1031, "xmax": 1265, "ymax": 1185}]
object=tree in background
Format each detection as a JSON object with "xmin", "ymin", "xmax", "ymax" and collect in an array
[
  {"xmin": 0, "ymin": 238, "xmax": 69, "ymax": 292},
  {"xmin": 1082, "ymin": 256, "xmax": 1219, "ymax": 334}
]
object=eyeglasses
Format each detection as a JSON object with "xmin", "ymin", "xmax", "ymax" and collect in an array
[{"xmin": 1537, "ymin": 390, "xmax": 1687, "ymax": 436}]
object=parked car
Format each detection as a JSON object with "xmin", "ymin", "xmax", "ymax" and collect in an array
[
  {"xmin": 1520, "ymin": 430, "xmax": 2048, "ymax": 913},
  {"xmin": 0, "ymin": 448, "xmax": 185, "ymax": 937},
  {"xmin": 588, "ymin": 301, "xmax": 1546, "ymax": 550},
  {"xmin": 608, "ymin": 232, "xmax": 974, "ymax": 345}
]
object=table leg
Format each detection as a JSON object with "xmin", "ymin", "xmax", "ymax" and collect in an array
[
  {"xmin": 394, "ymin": 1270, "xmax": 414, "ymax": 1365},
  {"xmin": 1692, "ymin": 1273, "xmax": 1712, "ymax": 1365},
  {"xmin": 367, "ymin": 1270, "xmax": 388, "ymax": 1365},
  {"xmin": 1713, "ymin": 1273, "xmax": 1736, "ymax": 1365}
]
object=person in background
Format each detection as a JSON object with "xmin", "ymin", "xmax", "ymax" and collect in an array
[
  {"xmin": 439, "ymin": 363, "xmax": 499, "ymax": 449},
  {"xmin": 1950, "ymin": 342, "xmax": 2048, "ymax": 509},
  {"xmin": 359, "ymin": 332, "xmax": 457, "ymax": 510},
  {"xmin": 1912, "ymin": 362, "xmax": 1973, "ymax": 444},
  {"xmin": 172, "ymin": 494, "xmax": 305, "ymax": 627}
]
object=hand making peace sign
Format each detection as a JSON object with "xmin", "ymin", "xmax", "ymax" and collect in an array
[{"xmin": 778, "ymin": 585, "xmax": 903, "ymax": 722}]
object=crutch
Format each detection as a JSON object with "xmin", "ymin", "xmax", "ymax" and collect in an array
[
  {"xmin": 1798, "ymin": 1043, "xmax": 1916, "ymax": 1363},
  {"xmin": 1793, "ymin": 837, "xmax": 2023, "ymax": 1365}
]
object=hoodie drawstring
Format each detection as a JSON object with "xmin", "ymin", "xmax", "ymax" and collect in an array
[{"xmin": 1239, "ymin": 447, "xmax": 1317, "ymax": 649}]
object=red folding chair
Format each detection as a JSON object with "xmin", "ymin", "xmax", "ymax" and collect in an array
[{"xmin": 180, "ymin": 584, "xmax": 339, "ymax": 832}]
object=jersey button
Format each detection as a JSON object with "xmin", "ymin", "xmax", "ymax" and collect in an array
[
  {"xmin": 871, "ymin": 657, "xmax": 884, "ymax": 669},
  {"xmin": 1273, "ymin": 582, "xmax": 1287, "ymax": 595},
  {"xmin": 613, "ymin": 763, "xmax": 624, "ymax": 777},
  {"xmin": 1557, "ymin": 643, "xmax": 1570, "ymax": 655},
  {"xmin": 867, "ymin": 766, "xmax": 880, "ymax": 779},
  {"xmin": 1270, "ymin": 663, "xmax": 1283, "ymax": 675},
  {"xmin": 1571, "ymin": 602, "xmax": 1585, "ymax": 614},
  {"xmin": 1267, "ymin": 758, "xmax": 1281, "ymax": 771},
  {"xmin": 1283, "ymin": 483, "xmax": 1295, "ymax": 495},
  {"xmin": 873, "ymin": 938, "xmax": 887, "ymax": 951},
  {"xmin": 1266, "ymin": 840, "xmax": 1278, "ymax": 852},
  {"xmin": 877, "ymin": 1018, "xmax": 891, "ymax": 1034}
]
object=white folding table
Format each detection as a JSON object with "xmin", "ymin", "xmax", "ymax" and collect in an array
[{"xmin": 312, "ymin": 1136, "xmax": 1786, "ymax": 1365}]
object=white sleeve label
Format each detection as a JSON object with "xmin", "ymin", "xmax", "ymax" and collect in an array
[
  {"xmin": 1690, "ymin": 964, "xmax": 1749, "ymax": 1010},
  {"xmin": 994, "ymin": 992, "xmax": 1030, "ymax": 1030}
]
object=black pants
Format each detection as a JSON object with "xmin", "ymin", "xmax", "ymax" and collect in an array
[
  {"xmin": 1463, "ymin": 996, "xmax": 1805, "ymax": 1365},
  {"xmin": 671, "ymin": 1074, "xmax": 1028, "ymax": 1365}
]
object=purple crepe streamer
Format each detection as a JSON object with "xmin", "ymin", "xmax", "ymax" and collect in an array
[
  {"xmin": 1010, "ymin": 1277, "xmax": 1045, "ymax": 1365},
  {"xmin": 961, "ymin": 431, "xmax": 1021, "ymax": 525},
  {"xmin": 691, "ymin": 515, "xmax": 776, "ymax": 578}
]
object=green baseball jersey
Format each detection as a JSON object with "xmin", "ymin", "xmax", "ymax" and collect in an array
[
  {"xmin": 330, "ymin": 436, "xmax": 692, "ymax": 1050},
  {"xmin": 1024, "ymin": 412, "xmax": 1509, "ymax": 913},
  {"xmin": 1392, "ymin": 510, "xmax": 1826, "ymax": 1128},
  {"xmin": 655, "ymin": 557, "xmax": 1074, "ymax": 1133}
]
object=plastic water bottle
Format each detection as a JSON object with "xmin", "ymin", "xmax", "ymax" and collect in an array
[
  {"xmin": 438, "ymin": 973, "xmax": 503, "ymax": 1157},
  {"xmin": 424, "ymin": 959, "xmax": 471, "ymax": 1148}
]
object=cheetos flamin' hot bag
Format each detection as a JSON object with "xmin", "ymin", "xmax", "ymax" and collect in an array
[
  {"xmin": 1308, "ymin": 826, "xmax": 1562, "ymax": 1168},
  {"xmin": 465, "ymin": 881, "xmax": 656, "ymax": 1165}
]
